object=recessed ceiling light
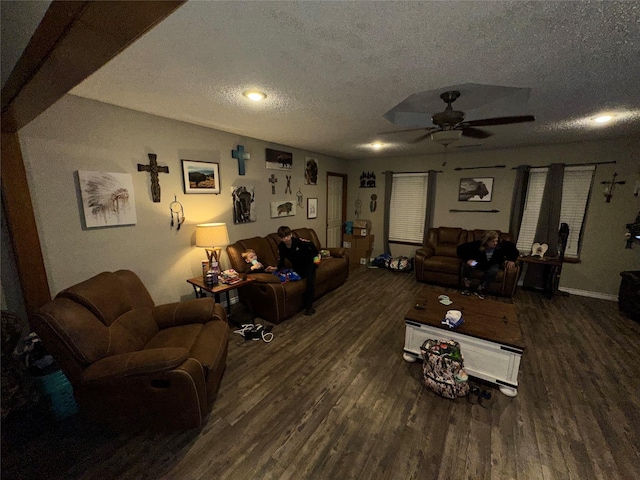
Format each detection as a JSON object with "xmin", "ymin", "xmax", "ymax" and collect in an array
[
  {"xmin": 243, "ymin": 90, "xmax": 267, "ymax": 101},
  {"xmin": 372, "ymin": 142, "xmax": 383, "ymax": 150},
  {"xmin": 593, "ymin": 115, "xmax": 613, "ymax": 124}
]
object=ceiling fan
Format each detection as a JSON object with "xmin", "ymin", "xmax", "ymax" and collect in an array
[{"xmin": 380, "ymin": 90, "xmax": 535, "ymax": 145}]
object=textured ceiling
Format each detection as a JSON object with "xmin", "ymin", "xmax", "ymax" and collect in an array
[{"xmin": 70, "ymin": 0, "xmax": 640, "ymax": 160}]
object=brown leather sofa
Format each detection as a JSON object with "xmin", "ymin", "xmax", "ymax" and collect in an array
[
  {"xmin": 30, "ymin": 270, "xmax": 229, "ymax": 430},
  {"xmin": 414, "ymin": 227, "xmax": 520, "ymax": 297},
  {"xmin": 226, "ymin": 227, "xmax": 349, "ymax": 323}
]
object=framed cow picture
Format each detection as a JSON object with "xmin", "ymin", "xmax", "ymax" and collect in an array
[{"xmin": 458, "ymin": 177, "xmax": 493, "ymax": 202}]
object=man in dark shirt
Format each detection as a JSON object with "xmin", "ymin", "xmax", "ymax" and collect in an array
[
  {"xmin": 276, "ymin": 226, "xmax": 319, "ymax": 315},
  {"xmin": 456, "ymin": 230, "xmax": 519, "ymax": 299}
]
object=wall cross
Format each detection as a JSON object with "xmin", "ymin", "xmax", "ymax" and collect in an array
[
  {"xmin": 231, "ymin": 145, "xmax": 250, "ymax": 176},
  {"xmin": 137, "ymin": 153, "xmax": 169, "ymax": 202},
  {"xmin": 268, "ymin": 174, "xmax": 278, "ymax": 194}
]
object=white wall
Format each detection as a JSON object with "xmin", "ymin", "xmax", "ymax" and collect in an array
[
  {"xmin": 346, "ymin": 139, "xmax": 640, "ymax": 296},
  {"xmin": 17, "ymin": 95, "xmax": 346, "ymax": 303}
]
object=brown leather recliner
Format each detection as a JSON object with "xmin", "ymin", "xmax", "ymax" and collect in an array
[
  {"xmin": 30, "ymin": 270, "xmax": 229, "ymax": 430},
  {"xmin": 414, "ymin": 227, "xmax": 520, "ymax": 297},
  {"xmin": 226, "ymin": 228, "xmax": 349, "ymax": 323}
]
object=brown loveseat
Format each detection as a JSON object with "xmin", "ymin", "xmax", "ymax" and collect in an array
[
  {"xmin": 414, "ymin": 227, "xmax": 520, "ymax": 297},
  {"xmin": 30, "ymin": 270, "xmax": 229, "ymax": 430},
  {"xmin": 226, "ymin": 228, "xmax": 349, "ymax": 323}
]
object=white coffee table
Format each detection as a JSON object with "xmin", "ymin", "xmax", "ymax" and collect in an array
[{"xmin": 403, "ymin": 290, "xmax": 524, "ymax": 397}]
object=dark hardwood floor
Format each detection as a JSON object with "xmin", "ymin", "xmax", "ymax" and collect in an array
[{"xmin": 2, "ymin": 267, "xmax": 639, "ymax": 479}]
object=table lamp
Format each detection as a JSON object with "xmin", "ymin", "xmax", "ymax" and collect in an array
[{"xmin": 195, "ymin": 223, "xmax": 229, "ymax": 269}]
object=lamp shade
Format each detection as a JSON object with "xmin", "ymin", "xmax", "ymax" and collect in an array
[{"xmin": 195, "ymin": 223, "xmax": 229, "ymax": 248}]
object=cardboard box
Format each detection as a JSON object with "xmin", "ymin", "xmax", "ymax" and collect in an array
[
  {"xmin": 344, "ymin": 234, "xmax": 374, "ymax": 265},
  {"xmin": 353, "ymin": 219, "xmax": 371, "ymax": 230},
  {"xmin": 352, "ymin": 227, "xmax": 368, "ymax": 237}
]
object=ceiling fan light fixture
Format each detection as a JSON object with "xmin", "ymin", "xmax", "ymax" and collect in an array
[
  {"xmin": 243, "ymin": 90, "xmax": 267, "ymax": 101},
  {"xmin": 430, "ymin": 130, "xmax": 463, "ymax": 146}
]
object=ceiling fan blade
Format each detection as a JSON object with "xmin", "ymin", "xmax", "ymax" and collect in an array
[
  {"xmin": 377, "ymin": 126, "xmax": 435, "ymax": 135},
  {"xmin": 461, "ymin": 127, "xmax": 492, "ymax": 139},
  {"xmin": 464, "ymin": 115, "xmax": 535, "ymax": 127}
]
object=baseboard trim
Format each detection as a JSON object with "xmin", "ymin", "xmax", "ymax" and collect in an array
[{"xmin": 558, "ymin": 287, "xmax": 617, "ymax": 302}]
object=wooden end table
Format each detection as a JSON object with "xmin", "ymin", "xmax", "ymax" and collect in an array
[
  {"xmin": 187, "ymin": 276, "xmax": 255, "ymax": 327},
  {"xmin": 403, "ymin": 289, "xmax": 524, "ymax": 397},
  {"xmin": 518, "ymin": 255, "xmax": 563, "ymax": 298}
]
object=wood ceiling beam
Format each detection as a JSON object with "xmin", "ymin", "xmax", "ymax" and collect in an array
[
  {"xmin": 1, "ymin": 0, "xmax": 186, "ymax": 318},
  {"xmin": 2, "ymin": 0, "xmax": 186, "ymax": 132}
]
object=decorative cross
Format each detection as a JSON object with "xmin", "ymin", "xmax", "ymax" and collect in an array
[
  {"xmin": 601, "ymin": 171, "xmax": 626, "ymax": 203},
  {"xmin": 137, "ymin": 153, "xmax": 169, "ymax": 202},
  {"xmin": 231, "ymin": 145, "xmax": 250, "ymax": 176},
  {"xmin": 285, "ymin": 175, "xmax": 292, "ymax": 194},
  {"xmin": 268, "ymin": 174, "xmax": 278, "ymax": 194}
]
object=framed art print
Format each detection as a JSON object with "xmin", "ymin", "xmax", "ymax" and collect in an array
[
  {"xmin": 270, "ymin": 200, "xmax": 296, "ymax": 218},
  {"xmin": 78, "ymin": 171, "xmax": 137, "ymax": 228},
  {"xmin": 458, "ymin": 177, "xmax": 493, "ymax": 202},
  {"xmin": 265, "ymin": 148, "xmax": 293, "ymax": 170},
  {"xmin": 181, "ymin": 160, "xmax": 220, "ymax": 194},
  {"xmin": 307, "ymin": 198, "xmax": 318, "ymax": 219}
]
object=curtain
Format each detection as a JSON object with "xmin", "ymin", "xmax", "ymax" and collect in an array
[
  {"xmin": 423, "ymin": 170, "xmax": 438, "ymax": 246},
  {"xmin": 383, "ymin": 171, "xmax": 393, "ymax": 254},
  {"xmin": 509, "ymin": 165, "xmax": 530, "ymax": 240},
  {"xmin": 523, "ymin": 163, "xmax": 564, "ymax": 288},
  {"xmin": 534, "ymin": 163, "xmax": 564, "ymax": 256}
]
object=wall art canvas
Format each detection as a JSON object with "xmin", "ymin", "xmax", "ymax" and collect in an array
[
  {"xmin": 270, "ymin": 200, "xmax": 296, "ymax": 218},
  {"xmin": 181, "ymin": 160, "xmax": 220, "ymax": 194},
  {"xmin": 266, "ymin": 148, "xmax": 293, "ymax": 171},
  {"xmin": 307, "ymin": 198, "xmax": 318, "ymax": 219},
  {"xmin": 78, "ymin": 171, "xmax": 137, "ymax": 228},
  {"xmin": 232, "ymin": 185, "xmax": 256, "ymax": 224},
  {"xmin": 305, "ymin": 157, "xmax": 318, "ymax": 185},
  {"xmin": 458, "ymin": 177, "xmax": 494, "ymax": 202}
]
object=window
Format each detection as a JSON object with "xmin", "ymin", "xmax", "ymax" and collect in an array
[
  {"xmin": 389, "ymin": 173, "xmax": 428, "ymax": 244},
  {"xmin": 517, "ymin": 166, "xmax": 595, "ymax": 257}
]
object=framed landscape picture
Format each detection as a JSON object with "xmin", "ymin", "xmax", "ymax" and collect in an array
[
  {"xmin": 181, "ymin": 160, "xmax": 220, "ymax": 194},
  {"xmin": 458, "ymin": 177, "xmax": 494, "ymax": 202}
]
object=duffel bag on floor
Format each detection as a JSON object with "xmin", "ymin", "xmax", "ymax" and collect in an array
[{"xmin": 420, "ymin": 339, "xmax": 469, "ymax": 399}]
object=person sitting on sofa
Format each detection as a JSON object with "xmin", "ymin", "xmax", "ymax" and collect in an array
[
  {"xmin": 275, "ymin": 225, "xmax": 319, "ymax": 316},
  {"xmin": 242, "ymin": 249, "xmax": 276, "ymax": 273},
  {"xmin": 457, "ymin": 230, "xmax": 519, "ymax": 299}
]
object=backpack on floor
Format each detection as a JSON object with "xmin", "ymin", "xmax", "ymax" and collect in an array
[
  {"xmin": 388, "ymin": 256, "xmax": 412, "ymax": 272},
  {"xmin": 420, "ymin": 339, "xmax": 470, "ymax": 399}
]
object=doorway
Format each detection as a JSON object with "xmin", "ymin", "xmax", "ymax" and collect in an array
[{"xmin": 326, "ymin": 173, "xmax": 347, "ymax": 248}]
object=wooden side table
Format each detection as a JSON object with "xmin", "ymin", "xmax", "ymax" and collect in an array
[
  {"xmin": 518, "ymin": 256, "xmax": 563, "ymax": 298},
  {"xmin": 186, "ymin": 276, "xmax": 255, "ymax": 326}
]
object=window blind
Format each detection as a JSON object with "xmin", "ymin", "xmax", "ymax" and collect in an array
[
  {"xmin": 389, "ymin": 173, "xmax": 428, "ymax": 243},
  {"xmin": 516, "ymin": 166, "xmax": 594, "ymax": 257}
]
